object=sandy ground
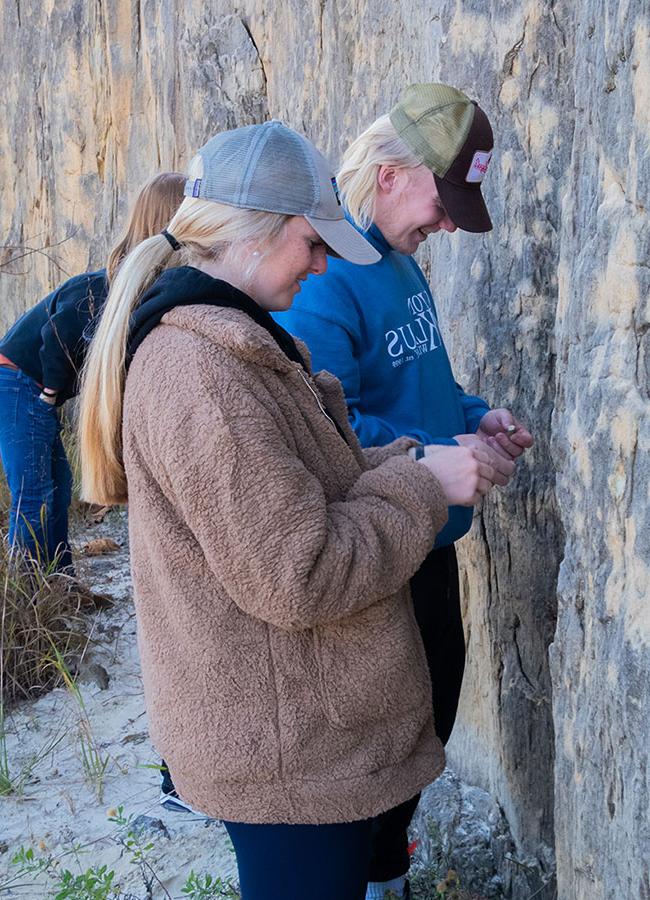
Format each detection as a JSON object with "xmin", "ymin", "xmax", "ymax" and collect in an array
[{"xmin": 0, "ymin": 508, "xmax": 238, "ymax": 899}]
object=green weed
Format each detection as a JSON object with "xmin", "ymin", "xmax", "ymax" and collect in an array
[
  {"xmin": 48, "ymin": 645, "xmax": 110, "ymax": 802},
  {"xmin": 181, "ymin": 870, "xmax": 240, "ymax": 899},
  {"xmin": 0, "ymin": 700, "xmax": 65, "ymax": 796},
  {"xmin": 5, "ymin": 810, "xmax": 241, "ymax": 899},
  {"xmin": 7, "ymin": 847, "xmax": 116, "ymax": 900}
]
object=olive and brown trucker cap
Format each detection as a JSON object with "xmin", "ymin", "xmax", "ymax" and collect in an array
[{"xmin": 389, "ymin": 83, "xmax": 494, "ymax": 233}]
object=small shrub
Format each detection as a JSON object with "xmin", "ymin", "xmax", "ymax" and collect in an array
[
  {"xmin": 409, "ymin": 820, "xmax": 492, "ymax": 900},
  {"xmin": 181, "ymin": 870, "xmax": 240, "ymax": 899},
  {"xmin": 7, "ymin": 847, "xmax": 117, "ymax": 900}
]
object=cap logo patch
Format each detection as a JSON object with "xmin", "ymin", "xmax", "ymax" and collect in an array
[
  {"xmin": 331, "ymin": 176, "xmax": 341, "ymax": 205},
  {"xmin": 465, "ymin": 151, "xmax": 492, "ymax": 183},
  {"xmin": 191, "ymin": 178, "xmax": 203, "ymax": 198}
]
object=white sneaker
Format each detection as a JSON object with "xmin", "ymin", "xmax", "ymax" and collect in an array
[{"xmin": 159, "ymin": 788, "xmax": 197, "ymax": 813}]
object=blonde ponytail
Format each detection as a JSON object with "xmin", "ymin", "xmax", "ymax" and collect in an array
[
  {"xmin": 78, "ymin": 160, "xmax": 289, "ymax": 506},
  {"xmin": 79, "ymin": 234, "xmax": 176, "ymax": 504}
]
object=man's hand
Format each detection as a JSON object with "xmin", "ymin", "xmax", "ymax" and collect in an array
[
  {"xmin": 451, "ymin": 434, "xmax": 516, "ymax": 486},
  {"xmin": 475, "ymin": 409, "xmax": 534, "ymax": 460}
]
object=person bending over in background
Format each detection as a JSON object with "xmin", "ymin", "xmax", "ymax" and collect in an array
[
  {"xmin": 0, "ymin": 173, "xmax": 185, "ymax": 571},
  {"xmin": 274, "ymin": 84, "xmax": 534, "ymax": 900},
  {"xmin": 78, "ymin": 120, "xmax": 502, "ymax": 900}
]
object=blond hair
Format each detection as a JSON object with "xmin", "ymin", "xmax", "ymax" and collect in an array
[
  {"xmin": 78, "ymin": 155, "xmax": 289, "ymax": 506},
  {"xmin": 106, "ymin": 172, "xmax": 186, "ymax": 281},
  {"xmin": 337, "ymin": 115, "xmax": 423, "ymax": 231}
]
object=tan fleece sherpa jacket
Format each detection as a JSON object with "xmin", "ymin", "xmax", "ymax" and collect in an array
[{"xmin": 122, "ymin": 304, "xmax": 449, "ymax": 824}]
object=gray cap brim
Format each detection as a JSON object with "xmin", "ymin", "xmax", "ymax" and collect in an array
[{"xmin": 305, "ymin": 216, "xmax": 381, "ymax": 265}]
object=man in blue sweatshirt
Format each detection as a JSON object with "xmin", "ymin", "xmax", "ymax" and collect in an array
[{"xmin": 275, "ymin": 84, "xmax": 534, "ymax": 900}]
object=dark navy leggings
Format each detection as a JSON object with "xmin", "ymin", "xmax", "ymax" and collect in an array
[{"xmin": 223, "ymin": 818, "xmax": 373, "ymax": 900}]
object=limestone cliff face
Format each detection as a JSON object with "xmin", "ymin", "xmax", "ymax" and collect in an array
[
  {"xmin": 1, "ymin": 3, "xmax": 648, "ymax": 899},
  {"xmin": 0, "ymin": 7, "xmax": 267, "ymax": 311},
  {"xmin": 549, "ymin": 6, "xmax": 650, "ymax": 899}
]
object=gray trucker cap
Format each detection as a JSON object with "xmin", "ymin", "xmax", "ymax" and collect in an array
[{"xmin": 184, "ymin": 120, "xmax": 380, "ymax": 265}]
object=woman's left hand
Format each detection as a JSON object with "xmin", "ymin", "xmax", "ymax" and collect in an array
[{"xmin": 476, "ymin": 409, "xmax": 534, "ymax": 460}]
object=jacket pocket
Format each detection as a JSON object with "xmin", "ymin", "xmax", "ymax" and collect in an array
[{"xmin": 313, "ymin": 593, "xmax": 430, "ymax": 730}]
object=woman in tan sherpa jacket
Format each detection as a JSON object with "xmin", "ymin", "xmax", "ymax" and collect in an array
[{"xmin": 78, "ymin": 123, "xmax": 498, "ymax": 900}]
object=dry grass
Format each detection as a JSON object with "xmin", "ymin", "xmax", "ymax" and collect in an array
[
  {"xmin": 0, "ymin": 474, "xmax": 108, "ymax": 796},
  {"xmin": 0, "ymin": 519, "xmax": 101, "ymax": 795},
  {"xmin": 0, "ymin": 468, "xmax": 9, "ymax": 533},
  {"xmin": 0, "ymin": 542, "xmax": 94, "ymax": 707},
  {"xmin": 0, "ymin": 418, "xmax": 101, "ymax": 707},
  {"xmin": 61, "ymin": 411, "xmax": 85, "ymax": 519},
  {"xmin": 0, "ymin": 425, "xmax": 120, "ymax": 803},
  {"xmin": 48, "ymin": 644, "xmax": 110, "ymax": 801}
]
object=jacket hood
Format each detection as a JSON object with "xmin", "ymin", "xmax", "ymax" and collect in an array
[
  {"xmin": 163, "ymin": 303, "xmax": 314, "ymax": 374},
  {"xmin": 127, "ymin": 265, "xmax": 307, "ymax": 372}
]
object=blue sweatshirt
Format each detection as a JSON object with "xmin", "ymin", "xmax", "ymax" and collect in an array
[
  {"xmin": 273, "ymin": 224, "xmax": 489, "ymax": 547},
  {"xmin": 0, "ymin": 270, "xmax": 107, "ymax": 404}
]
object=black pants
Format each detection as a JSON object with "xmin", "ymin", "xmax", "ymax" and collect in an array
[{"xmin": 368, "ymin": 544, "xmax": 465, "ymax": 882}]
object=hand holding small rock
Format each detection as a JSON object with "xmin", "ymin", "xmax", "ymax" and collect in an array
[{"xmin": 418, "ymin": 444, "xmax": 500, "ymax": 507}]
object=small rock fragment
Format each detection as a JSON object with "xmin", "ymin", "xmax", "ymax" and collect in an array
[
  {"xmin": 76, "ymin": 661, "xmax": 110, "ymax": 690},
  {"xmin": 80, "ymin": 538, "xmax": 121, "ymax": 556},
  {"xmin": 129, "ymin": 815, "xmax": 170, "ymax": 839}
]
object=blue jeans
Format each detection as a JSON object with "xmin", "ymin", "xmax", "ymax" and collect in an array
[
  {"xmin": 0, "ymin": 367, "xmax": 73, "ymax": 571},
  {"xmin": 223, "ymin": 818, "xmax": 373, "ymax": 900}
]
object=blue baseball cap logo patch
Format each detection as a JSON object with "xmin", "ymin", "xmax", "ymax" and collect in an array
[{"xmin": 331, "ymin": 176, "xmax": 341, "ymax": 206}]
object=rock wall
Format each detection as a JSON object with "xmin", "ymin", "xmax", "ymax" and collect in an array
[
  {"xmin": 549, "ymin": 4, "xmax": 650, "ymax": 898},
  {"xmin": 0, "ymin": 5, "xmax": 268, "ymax": 312},
  {"xmin": 1, "ymin": 3, "xmax": 648, "ymax": 898}
]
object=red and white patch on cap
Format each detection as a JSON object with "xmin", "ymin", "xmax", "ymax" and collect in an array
[{"xmin": 465, "ymin": 150, "xmax": 492, "ymax": 183}]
